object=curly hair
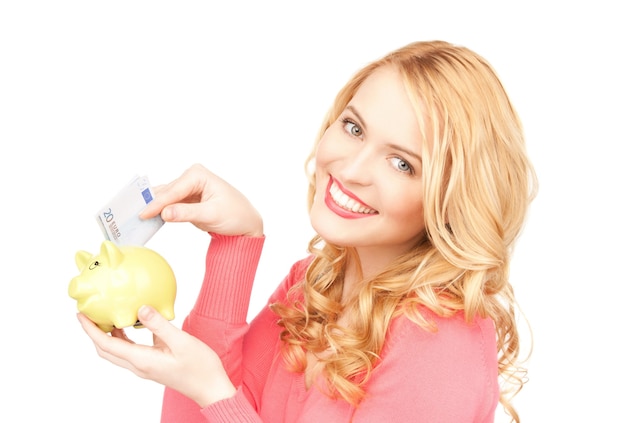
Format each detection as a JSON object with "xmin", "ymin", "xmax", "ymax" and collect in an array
[{"xmin": 270, "ymin": 40, "xmax": 537, "ymax": 422}]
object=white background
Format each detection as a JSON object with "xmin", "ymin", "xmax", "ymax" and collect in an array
[{"xmin": 1, "ymin": 1, "xmax": 624, "ymax": 422}]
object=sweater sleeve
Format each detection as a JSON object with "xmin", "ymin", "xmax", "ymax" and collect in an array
[
  {"xmin": 160, "ymin": 234, "xmax": 265, "ymax": 423},
  {"xmin": 161, "ymin": 234, "xmax": 311, "ymax": 423},
  {"xmin": 200, "ymin": 256, "xmax": 312, "ymax": 422}
]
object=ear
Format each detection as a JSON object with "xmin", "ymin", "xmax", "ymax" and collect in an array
[
  {"xmin": 100, "ymin": 240, "xmax": 124, "ymax": 269},
  {"xmin": 75, "ymin": 250, "xmax": 93, "ymax": 271}
]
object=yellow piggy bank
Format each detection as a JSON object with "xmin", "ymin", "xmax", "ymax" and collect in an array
[{"xmin": 68, "ymin": 240, "xmax": 176, "ymax": 332}]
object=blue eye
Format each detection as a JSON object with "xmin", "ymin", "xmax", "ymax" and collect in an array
[
  {"xmin": 343, "ymin": 120, "xmax": 363, "ymax": 137},
  {"xmin": 390, "ymin": 157, "xmax": 413, "ymax": 174}
]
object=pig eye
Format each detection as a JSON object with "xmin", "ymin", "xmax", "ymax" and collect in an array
[{"xmin": 89, "ymin": 261, "xmax": 100, "ymax": 270}]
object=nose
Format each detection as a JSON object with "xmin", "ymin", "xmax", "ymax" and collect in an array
[
  {"xmin": 337, "ymin": 145, "xmax": 376, "ymax": 186},
  {"xmin": 68, "ymin": 277, "xmax": 96, "ymax": 300}
]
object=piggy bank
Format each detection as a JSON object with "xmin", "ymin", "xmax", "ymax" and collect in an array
[{"xmin": 68, "ymin": 240, "xmax": 176, "ymax": 332}]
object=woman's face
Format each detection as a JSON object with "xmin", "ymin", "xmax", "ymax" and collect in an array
[{"xmin": 310, "ymin": 65, "xmax": 427, "ymax": 265}]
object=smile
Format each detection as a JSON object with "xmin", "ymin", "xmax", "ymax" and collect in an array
[{"xmin": 325, "ymin": 178, "xmax": 378, "ymax": 217}]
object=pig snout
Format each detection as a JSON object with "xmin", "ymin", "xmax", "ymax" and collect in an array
[{"xmin": 68, "ymin": 277, "xmax": 96, "ymax": 300}]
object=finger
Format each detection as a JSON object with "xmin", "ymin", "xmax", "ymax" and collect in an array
[
  {"xmin": 150, "ymin": 184, "xmax": 168, "ymax": 196},
  {"xmin": 76, "ymin": 312, "xmax": 107, "ymax": 340},
  {"xmin": 139, "ymin": 184, "xmax": 168, "ymax": 219},
  {"xmin": 77, "ymin": 313, "xmax": 127, "ymax": 355},
  {"xmin": 140, "ymin": 172, "xmax": 205, "ymax": 220},
  {"xmin": 136, "ymin": 305, "xmax": 182, "ymax": 348},
  {"xmin": 160, "ymin": 202, "xmax": 217, "ymax": 229},
  {"xmin": 77, "ymin": 313, "xmax": 152, "ymax": 373},
  {"xmin": 111, "ymin": 328, "xmax": 135, "ymax": 344}
]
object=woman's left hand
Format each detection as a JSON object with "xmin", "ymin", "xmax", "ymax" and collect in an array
[{"xmin": 77, "ymin": 305, "xmax": 237, "ymax": 408}]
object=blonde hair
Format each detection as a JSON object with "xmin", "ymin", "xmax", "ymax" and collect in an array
[{"xmin": 271, "ymin": 40, "xmax": 537, "ymax": 422}]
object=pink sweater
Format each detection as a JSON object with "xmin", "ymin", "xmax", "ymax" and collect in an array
[{"xmin": 160, "ymin": 235, "xmax": 499, "ymax": 422}]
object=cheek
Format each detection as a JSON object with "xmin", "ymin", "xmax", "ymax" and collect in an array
[
  {"xmin": 314, "ymin": 134, "xmax": 333, "ymax": 168},
  {"xmin": 311, "ymin": 140, "xmax": 330, "ymax": 203},
  {"xmin": 314, "ymin": 124, "xmax": 351, "ymax": 169},
  {"xmin": 409, "ymin": 199, "xmax": 426, "ymax": 233},
  {"xmin": 387, "ymin": 186, "xmax": 425, "ymax": 223}
]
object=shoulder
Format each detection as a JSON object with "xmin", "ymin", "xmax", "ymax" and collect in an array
[
  {"xmin": 290, "ymin": 255, "xmax": 314, "ymax": 278},
  {"xmin": 361, "ymin": 309, "xmax": 499, "ymax": 420},
  {"xmin": 268, "ymin": 255, "xmax": 313, "ymax": 303},
  {"xmin": 284, "ymin": 255, "xmax": 314, "ymax": 289},
  {"xmin": 383, "ymin": 308, "xmax": 497, "ymax": 380},
  {"xmin": 390, "ymin": 308, "xmax": 497, "ymax": 359}
]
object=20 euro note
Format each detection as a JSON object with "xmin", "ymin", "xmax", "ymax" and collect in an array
[{"xmin": 96, "ymin": 175, "xmax": 164, "ymax": 246}]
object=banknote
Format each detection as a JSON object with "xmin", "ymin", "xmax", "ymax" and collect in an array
[{"xmin": 96, "ymin": 175, "xmax": 164, "ymax": 246}]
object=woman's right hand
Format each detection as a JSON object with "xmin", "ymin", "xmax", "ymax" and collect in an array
[
  {"xmin": 77, "ymin": 305, "xmax": 238, "ymax": 408},
  {"xmin": 140, "ymin": 164, "xmax": 263, "ymax": 237}
]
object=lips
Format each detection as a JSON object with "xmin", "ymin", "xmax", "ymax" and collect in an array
[{"xmin": 325, "ymin": 177, "xmax": 378, "ymax": 218}]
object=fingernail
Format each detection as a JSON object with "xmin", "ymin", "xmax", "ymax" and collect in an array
[
  {"xmin": 138, "ymin": 305, "xmax": 154, "ymax": 320},
  {"xmin": 161, "ymin": 207, "xmax": 173, "ymax": 221}
]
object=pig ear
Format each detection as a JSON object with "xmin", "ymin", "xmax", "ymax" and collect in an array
[
  {"xmin": 101, "ymin": 240, "xmax": 124, "ymax": 269},
  {"xmin": 75, "ymin": 250, "xmax": 93, "ymax": 271}
]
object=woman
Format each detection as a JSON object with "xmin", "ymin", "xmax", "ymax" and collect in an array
[{"xmin": 78, "ymin": 40, "xmax": 537, "ymax": 422}]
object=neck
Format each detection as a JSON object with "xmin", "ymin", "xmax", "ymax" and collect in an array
[{"xmin": 341, "ymin": 250, "xmax": 383, "ymax": 305}]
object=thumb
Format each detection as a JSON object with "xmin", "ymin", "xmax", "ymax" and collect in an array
[
  {"xmin": 161, "ymin": 203, "xmax": 215, "ymax": 233},
  {"xmin": 137, "ymin": 305, "xmax": 176, "ymax": 341},
  {"xmin": 161, "ymin": 203, "xmax": 202, "ymax": 223}
]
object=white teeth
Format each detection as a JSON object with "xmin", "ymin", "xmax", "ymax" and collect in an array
[{"xmin": 329, "ymin": 182, "xmax": 376, "ymax": 214}]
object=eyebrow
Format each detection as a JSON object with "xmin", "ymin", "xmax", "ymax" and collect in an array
[
  {"xmin": 346, "ymin": 105, "xmax": 368, "ymax": 132},
  {"xmin": 346, "ymin": 104, "xmax": 422, "ymax": 163},
  {"xmin": 387, "ymin": 142, "xmax": 423, "ymax": 163}
]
